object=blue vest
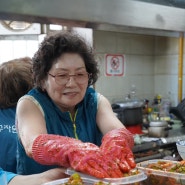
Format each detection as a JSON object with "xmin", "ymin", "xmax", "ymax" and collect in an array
[
  {"xmin": 0, "ymin": 168, "xmax": 17, "ymax": 184},
  {"xmin": 0, "ymin": 107, "xmax": 17, "ymax": 173},
  {"xmin": 17, "ymin": 87, "xmax": 102, "ymax": 175}
]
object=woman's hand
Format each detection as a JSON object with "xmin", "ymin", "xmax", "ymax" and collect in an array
[
  {"xmin": 31, "ymin": 134, "xmax": 123, "ymax": 178},
  {"xmin": 68, "ymin": 146, "xmax": 123, "ymax": 178},
  {"xmin": 100, "ymin": 128, "xmax": 136, "ymax": 172},
  {"xmin": 8, "ymin": 168, "xmax": 67, "ymax": 185}
]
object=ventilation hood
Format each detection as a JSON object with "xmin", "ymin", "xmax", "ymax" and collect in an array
[{"xmin": 0, "ymin": 0, "xmax": 185, "ymax": 37}]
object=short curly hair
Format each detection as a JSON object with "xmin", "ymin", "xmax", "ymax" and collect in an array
[{"xmin": 32, "ymin": 31, "xmax": 99, "ymax": 90}]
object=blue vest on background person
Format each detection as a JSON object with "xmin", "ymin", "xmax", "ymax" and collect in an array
[
  {"xmin": 0, "ymin": 168, "xmax": 17, "ymax": 184},
  {"xmin": 0, "ymin": 107, "xmax": 17, "ymax": 174},
  {"xmin": 16, "ymin": 87, "xmax": 103, "ymax": 175}
]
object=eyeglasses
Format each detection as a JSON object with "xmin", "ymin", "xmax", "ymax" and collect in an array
[{"xmin": 48, "ymin": 72, "xmax": 90, "ymax": 85}]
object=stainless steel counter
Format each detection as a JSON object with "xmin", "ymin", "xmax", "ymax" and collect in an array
[{"xmin": 133, "ymin": 122, "xmax": 185, "ymax": 163}]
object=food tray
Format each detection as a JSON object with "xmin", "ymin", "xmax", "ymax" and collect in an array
[
  {"xmin": 137, "ymin": 159, "xmax": 185, "ymax": 185},
  {"xmin": 65, "ymin": 168, "xmax": 147, "ymax": 185},
  {"xmin": 42, "ymin": 177, "xmax": 111, "ymax": 185}
]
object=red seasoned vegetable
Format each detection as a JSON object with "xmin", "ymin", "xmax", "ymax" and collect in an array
[
  {"xmin": 142, "ymin": 160, "xmax": 185, "ymax": 185},
  {"xmin": 146, "ymin": 160, "xmax": 185, "ymax": 173}
]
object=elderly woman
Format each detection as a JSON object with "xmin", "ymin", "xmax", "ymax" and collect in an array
[{"xmin": 16, "ymin": 31, "xmax": 136, "ymax": 178}]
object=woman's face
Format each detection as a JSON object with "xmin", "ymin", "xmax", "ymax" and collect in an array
[{"xmin": 44, "ymin": 53, "xmax": 89, "ymax": 112}]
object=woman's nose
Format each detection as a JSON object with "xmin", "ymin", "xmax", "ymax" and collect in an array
[{"xmin": 65, "ymin": 76, "xmax": 76, "ymax": 86}]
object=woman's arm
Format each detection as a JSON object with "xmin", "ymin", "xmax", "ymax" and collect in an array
[
  {"xmin": 96, "ymin": 95, "xmax": 136, "ymax": 172},
  {"xmin": 16, "ymin": 97, "xmax": 47, "ymax": 157},
  {"xmin": 96, "ymin": 95, "xmax": 125, "ymax": 135},
  {"xmin": 9, "ymin": 168, "xmax": 67, "ymax": 185}
]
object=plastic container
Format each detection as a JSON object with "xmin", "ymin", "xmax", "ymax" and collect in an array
[
  {"xmin": 63, "ymin": 168, "xmax": 147, "ymax": 185},
  {"xmin": 137, "ymin": 159, "xmax": 185, "ymax": 185},
  {"xmin": 176, "ymin": 140, "xmax": 185, "ymax": 159},
  {"xmin": 42, "ymin": 177, "xmax": 111, "ymax": 185}
]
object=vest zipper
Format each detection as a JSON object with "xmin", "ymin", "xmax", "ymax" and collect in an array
[{"xmin": 69, "ymin": 109, "xmax": 78, "ymax": 139}]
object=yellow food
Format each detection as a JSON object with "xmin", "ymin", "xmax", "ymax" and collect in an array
[
  {"xmin": 59, "ymin": 170, "xmax": 141, "ymax": 185},
  {"xmin": 59, "ymin": 173, "xmax": 108, "ymax": 185}
]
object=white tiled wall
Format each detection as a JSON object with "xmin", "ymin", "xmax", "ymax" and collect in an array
[
  {"xmin": 0, "ymin": 29, "xmax": 183, "ymax": 106},
  {"xmin": 93, "ymin": 30, "xmax": 182, "ymax": 106},
  {"xmin": 154, "ymin": 36, "xmax": 181, "ymax": 106}
]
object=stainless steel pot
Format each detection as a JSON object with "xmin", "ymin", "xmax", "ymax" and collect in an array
[
  {"xmin": 112, "ymin": 100, "xmax": 144, "ymax": 126},
  {"xmin": 148, "ymin": 121, "xmax": 172, "ymax": 138}
]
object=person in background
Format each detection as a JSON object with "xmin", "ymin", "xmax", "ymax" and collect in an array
[
  {"xmin": 0, "ymin": 167, "xmax": 67, "ymax": 185},
  {"xmin": 0, "ymin": 57, "xmax": 33, "ymax": 173},
  {"xmin": 16, "ymin": 31, "xmax": 136, "ymax": 178}
]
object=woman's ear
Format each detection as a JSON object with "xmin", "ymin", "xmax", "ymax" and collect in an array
[{"xmin": 41, "ymin": 80, "xmax": 46, "ymax": 91}]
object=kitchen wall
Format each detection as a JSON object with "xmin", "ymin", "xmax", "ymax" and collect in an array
[
  {"xmin": 0, "ymin": 27, "xmax": 182, "ymax": 106},
  {"xmin": 93, "ymin": 30, "xmax": 183, "ymax": 106},
  {"xmin": 154, "ymin": 36, "xmax": 181, "ymax": 106}
]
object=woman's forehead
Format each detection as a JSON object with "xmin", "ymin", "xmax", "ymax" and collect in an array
[{"xmin": 51, "ymin": 54, "xmax": 85, "ymax": 70}]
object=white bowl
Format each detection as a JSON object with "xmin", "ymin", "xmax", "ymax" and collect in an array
[{"xmin": 176, "ymin": 140, "xmax": 185, "ymax": 159}]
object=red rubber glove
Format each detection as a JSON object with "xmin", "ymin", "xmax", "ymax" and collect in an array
[
  {"xmin": 66, "ymin": 143, "xmax": 123, "ymax": 178},
  {"xmin": 32, "ymin": 134, "xmax": 82, "ymax": 167},
  {"xmin": 100, "ymin": 128, "xmax": 136, "ymax": 173},
  {"xmin": 32, "ymin": 134, "xmax": 123, "ymax": 178}
]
